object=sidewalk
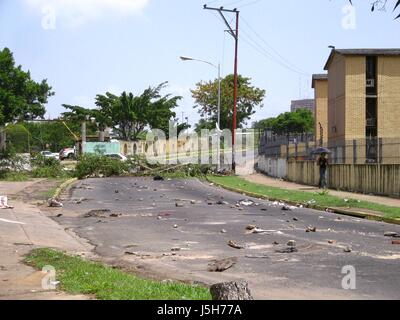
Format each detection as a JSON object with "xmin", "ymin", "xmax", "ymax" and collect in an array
[
  {"xmin": 244, "ymin": 173, "xmax": 400, "ymax": 208},
  {"xmin": 0, "ymin": 181, "xmax": 92, "ymax": 300}
]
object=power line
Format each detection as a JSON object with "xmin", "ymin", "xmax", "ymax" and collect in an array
[
  {"xmin": 239, "ymin": 30, "xmax": 309, "ymax": 76},
  {"xmin": 241, "ymin": 15, "xmax": 310, "ymax": 75},
  {"xmin": 237, "ymin": 0, "xmax": 263, "ymax": 8}
]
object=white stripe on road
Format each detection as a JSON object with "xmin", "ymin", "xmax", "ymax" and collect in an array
[{"xmin": 0, "ymin": 218, "xmax": 26, "ymax": 225}]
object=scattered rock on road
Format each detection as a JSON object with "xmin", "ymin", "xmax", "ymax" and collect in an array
[
  {"xmin": 275, "ymin": 247, "xmax": 298, "ymax": 254},
  {"xmin": 384, "ymin": 231, "xmax": 399, "ymax": 238},
  {"xmin": 306, "ymin": 226, "xmax": 317, "ymax": 233},
  {"xmin": 287, "ymin": 240, "xmax": 296, "ymax": 247},
  {"xmin": 344, "ymin": 246, "xmax": 352, "ymax": 253},
  {"xmin": 208, "ymin": 257, "xmax": 237, "ymax": 272},
  {"xmin": 210, "ymin": 281, "xmax": 254, "ymax": 300},
  {"xmin": 84, "ymin": 209, "xmax": 111, "ymax": 218},
  {"xmin": 228, "ymin": 240, "xmax": 244, "ymax": 249}
]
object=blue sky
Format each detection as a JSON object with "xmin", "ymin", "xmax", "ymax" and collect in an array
[{"xmin": 0, "ymin": 0, "xmax": 399, "ymax": 127}]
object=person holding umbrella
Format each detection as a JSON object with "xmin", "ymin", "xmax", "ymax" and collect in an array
[{"xmin": 313, "ymin": 147, "xmax": 331, "ymax": 189}]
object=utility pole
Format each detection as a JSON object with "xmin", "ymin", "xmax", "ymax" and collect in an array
[{"xmin": 204, "ymin": 4, "xmax": 239, "ymax": 172}]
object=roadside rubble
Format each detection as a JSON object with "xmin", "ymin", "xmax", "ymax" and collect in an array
[
  {"xmin": 0, "ymin": 196, "xmax": 13, "ymax": 209},
  {"xmin": 48, "ymin": 198, "xmax": 63, "ymax": 208}
]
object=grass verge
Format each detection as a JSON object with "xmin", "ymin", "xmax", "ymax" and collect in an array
[
  {"xmin": 207, "ymin": 175, "xmax": 400, "ymax": 220},
  {"xmin": 39, "ymin": 178, "xmax": 71, "ymax": 199},
  {"xmin": 25, "ymin": 248, "xmax": 211, "ymax": 300}
]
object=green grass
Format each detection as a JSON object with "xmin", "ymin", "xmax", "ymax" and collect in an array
[
  {"xmin": 207, "ymin": 175, "xmax": 400, "ymax": 220},
  {"xmin": 25, "ymin": 248, "xmax": 211, "ymax": 300},
  {"xmin": 39, "ymin": 178, "xmax": 70, "ymax": 198},
  {"xmin": 0, "ymin": 171, "xmax": 32, "ymax": 181}
]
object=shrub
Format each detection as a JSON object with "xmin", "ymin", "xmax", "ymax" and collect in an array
[
  {"xmin": 31, "ymin": 154, "xmax": 69, "ymax": 178},
  {"xmin": 75, "ymin": 154, "xmax": 129, "ymax": 179}
]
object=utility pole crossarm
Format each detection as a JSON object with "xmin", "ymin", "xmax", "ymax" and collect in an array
[{"xmin": 203, "ymin": 5, "xmax": 239, "ymax": 40}]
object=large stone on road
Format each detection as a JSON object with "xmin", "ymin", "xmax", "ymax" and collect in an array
[{"xmin": 210, "ymin": 281, "xmax": 254, "ymax": 300}]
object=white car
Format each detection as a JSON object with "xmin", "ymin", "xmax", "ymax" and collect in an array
[
  {"xmin": 40, "ymin": 151, "xmax": 60, "ymax": 161},
  {"xmin": 59, "ymin": 147, "xmax": 76, "ymax": 160},
  {"xmin": 105, "ymin": 153, "xmax": 128, "ymax": 162}
]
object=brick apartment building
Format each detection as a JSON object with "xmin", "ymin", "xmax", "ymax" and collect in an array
[
  {"xmin": 313, "ymin": 48, "xmax": 400, "ymax": 164},
  {"xmin": 312, "ymin": 74, "xmax": 328, "ymax": 146}
]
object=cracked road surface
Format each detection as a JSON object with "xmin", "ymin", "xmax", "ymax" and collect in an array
[{"xmin": 55, "ymin": 177, "xmax": 400, "ymax": 300}]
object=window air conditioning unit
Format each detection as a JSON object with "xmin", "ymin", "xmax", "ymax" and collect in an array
[{"xmin": 366, "ymin": 79, "xmax": 375, "ymax": 87}]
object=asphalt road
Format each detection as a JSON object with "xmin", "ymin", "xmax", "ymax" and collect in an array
[{"xmin": 55, "ymin": 177, "xmax": 400, "ymax": 300}]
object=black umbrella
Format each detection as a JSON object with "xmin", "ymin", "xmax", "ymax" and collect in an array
[{"xmin": 312, "ymin": 147, "xmax": 332, "ymax": 154}]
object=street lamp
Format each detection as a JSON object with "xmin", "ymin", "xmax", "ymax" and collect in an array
[{"xmin": 180, "ymin": 56, "xmax": 222, "ymax": 170}]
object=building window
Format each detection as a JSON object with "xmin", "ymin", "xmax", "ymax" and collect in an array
[{"xmin": 366, "ymin": 56, "xmax": 377, "ymax": 96}]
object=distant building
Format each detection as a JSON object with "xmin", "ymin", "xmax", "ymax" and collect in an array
[
  {"xmin": 323, "ymin": 48, "xmax": 400, "ymax": 163},
  {"xmin": 290, "ymin": 99, "xmax": 315, "ymax": 115},
  {"xmin": 312, "ymin": 74, "xmax": 328, "ymax": 146}
]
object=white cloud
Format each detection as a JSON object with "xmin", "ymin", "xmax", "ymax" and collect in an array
[{"xmin": 25, "ymin": 0, "xmax": 149, "ymax": 27}]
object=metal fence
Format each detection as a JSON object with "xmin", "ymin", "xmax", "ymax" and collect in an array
[{"xmin": 259, "ymin": 130, "xmax": 400, "ymax": 164}]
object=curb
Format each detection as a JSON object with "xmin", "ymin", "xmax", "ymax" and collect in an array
[
  {"xmin": 53, "ymin": 178, "xmax": 78, "ymax": 199},
  {"xmin": 206, "ymin": 176, "xmax": 400, "ymax": 226}
]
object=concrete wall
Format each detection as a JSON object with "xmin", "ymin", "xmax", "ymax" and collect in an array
[
  {"xmin": 83, "ymin": 142, "xmax": 120, "ymax": 155},
  {"xmin": 286, "ymin": 161, "xmax": 400, "ymax": 198},
  {"xmin": 258, "ymin": 156, "xmax": 287, "ymax": 178}
]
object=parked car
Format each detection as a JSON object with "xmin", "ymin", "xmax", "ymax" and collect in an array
[
  {"xmin": 104, "ymin": 153, "xmax": 128, "ymax": 162},
  {"xmin": 39, "ymin": 151, "xmax": 60, "ymax": 161},
  {"xmin": 59, "ymin": 147, "xmax": 76, "ymax": 160}
]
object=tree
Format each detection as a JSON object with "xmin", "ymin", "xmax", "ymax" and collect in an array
[
  {"xmin": 95, "ymin": 82, "xmax": 182, "ymax": 141},
  {"xmin": 252, "ymin": 118, "xmax": 276, "ymax": 131},
  {"xmin": 268, "ymin": 109, "xmax": 314, "ymax": 136},
  {"xmin": 0, "ymin": 48, "xmax": 54, "ymax": 150},
  {"xmin": 191, "ymin": 74, "xmax": 266, "ymax": 131},
  {"xmin": 348, "ymin": 0, "xmax": 400, "ymax": 19}
]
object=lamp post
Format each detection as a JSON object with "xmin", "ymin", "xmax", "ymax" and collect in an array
[{"xmin": 180, "ymin": 56, "xmax": 222, "ymax": 170}]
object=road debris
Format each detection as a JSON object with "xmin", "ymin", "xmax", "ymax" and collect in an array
[
  {"xmin": 384, "ymin": 231, "xmax": 399, "ymax": 238},
  {"xmin": 238, "ymin": 199, "xmax": 255, "ymax": 207},
  {"xmin": 306, "ymin": 226, "xmax": 317, "ymax": 233},
  {"xmin": 208, "ymin": 257, "xmax": 237, "ymax": 272},
  {"xmin": 275, "ymin": 247, "xmax": 298, "ymax": 254},
  {"xmin": 84, "ymin": 209, "xmax": 111, "ymax": 218},
  {"xmin": 228, "ymin": 240, "xmax": 244, "ymax": 249},
  {"xmin": 47, "ymin": 198, "xmax": 63, "ymax": 208},
  {"xmin": 287, "ymin": 240, "xmax": 296, "ymax": 247},
  {"xmin": 110, "ymin": 213, "xmax": 122, "ymax": 218},
  {"xmin": 344, "ymin": 246, "xmax": 352, "ymax": 253}
]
